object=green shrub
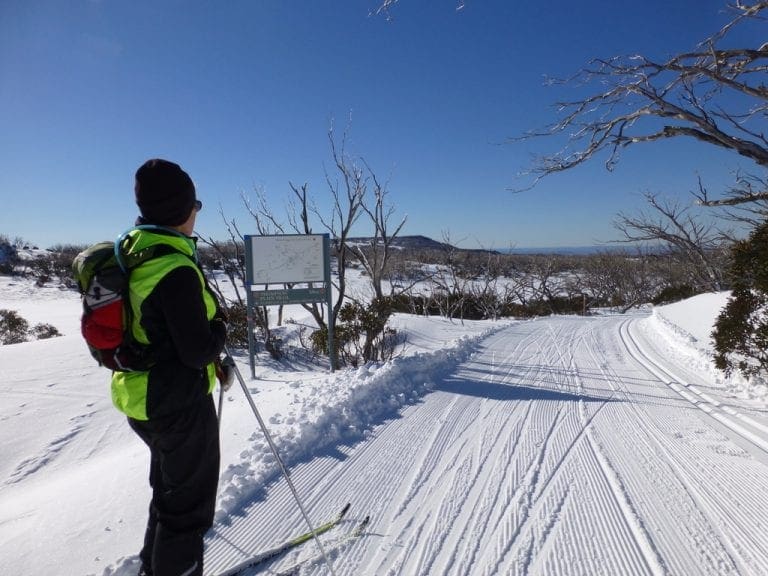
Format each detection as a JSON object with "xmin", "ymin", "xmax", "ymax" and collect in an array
[
  {"xmin": 712, "ymin": 221, "xmax": 768, "ymax": 378},
  {"xmin": 223, "ymin": 302, "xmax": 249, "ymax": 348},
  {"xmin": 30, "ymin": 323, "xmax": 61, "ymax": 340},
  {"xmin": 0, "ymin": 309, "xmax": 29, "ymax": 345},
  {"xmin": 652, "ymin": 285, "xmax": 698, "ymax": 306},
  {"xmin": 0, "ymin": 310, "xmax": 63, "ymax": 344},
  {"xmin": 310, "ymin": 297, "xmax": 398, "ymax": 367}
]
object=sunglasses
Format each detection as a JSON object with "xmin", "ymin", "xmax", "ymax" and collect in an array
[{"xmin": 194, "ymin": 199, "xmax": 203, "ymax": 212}]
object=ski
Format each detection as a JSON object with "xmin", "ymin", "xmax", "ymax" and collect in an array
[
  {"xmin": 214, "ymin": 503, "xmax": 352, "ymax": 576},
  {"xmin": 275, "ymin": 514, "xmax": 371, "ymax": 576}
]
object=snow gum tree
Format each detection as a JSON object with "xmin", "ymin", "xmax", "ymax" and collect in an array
[
  {"xmin": 515, "ymin": 2, "xmax": 768, "ymax": 204},
  {"xmin": 613, "ymin": 192, "xmax": 730, "ymax": 292},
  {"xmin": 512, "ymin": 1, "xmax": 768, "ymax": 377},
  {"xmin": 207, "ymin": 121, "xmax": 406, "ymax": 368}
]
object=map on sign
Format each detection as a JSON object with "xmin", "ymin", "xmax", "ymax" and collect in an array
[{"xmin": 248, "ymin": 234, "xmax": 326, "ymax": 284}]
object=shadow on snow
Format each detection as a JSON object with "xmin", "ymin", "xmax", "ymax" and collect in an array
[{"xmin": 434, "ymin": 377, "xmax": 614, "ymax": 404}]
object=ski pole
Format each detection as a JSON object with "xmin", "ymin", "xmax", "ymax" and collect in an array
[
  {"xmin": 224, "ymin": 346, "xmax": 338, "ymax": 576},
  {"xmin": 216, "ymin": 354, "xmax": 236, "ymax": 427},
  {"xmin": 217, "ymin": 377, "xmax": 225, "ymax": 426}
]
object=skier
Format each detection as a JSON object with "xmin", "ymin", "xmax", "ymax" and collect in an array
[{"xmin": 113, "ymin": 159, "xmax": 228, "ymax": 576}]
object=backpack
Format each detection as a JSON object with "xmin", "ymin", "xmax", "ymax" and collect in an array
[{"xmin": 72, "ymin": 232, "xmax": 179, "ymax": 371}]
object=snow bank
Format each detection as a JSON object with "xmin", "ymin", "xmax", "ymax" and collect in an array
[
  {"xmin": 643, "ymin": 291, "xmax": 767, "ymax": 401},
  {"xmin": 216, "ymin": 322, "xmax": 509, "ymax": 522},
  {"xmin": 652, "ymin": 292, "xmax": 729, "ymax": 352}
]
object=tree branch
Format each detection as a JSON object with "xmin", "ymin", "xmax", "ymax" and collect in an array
[{"xmin": 514, "ymin": 2, "xmax": 768, "ymax": 206}]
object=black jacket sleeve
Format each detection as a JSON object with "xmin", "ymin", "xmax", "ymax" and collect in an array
[{"xmin": 145, "ymin": 265, "xmax": 226, "ymax": 369}]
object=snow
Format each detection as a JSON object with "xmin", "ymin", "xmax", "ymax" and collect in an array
[
  {"xmin": 2, "ymin": 276, "xmax": 768, "ymax": 576},
  {"xmin": 652, "ymin": 292, "xmax": 727, "ymax": 353}
]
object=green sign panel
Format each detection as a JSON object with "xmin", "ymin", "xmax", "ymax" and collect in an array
[{"xmin": 251, "ymin": 287, "xmax": 327, "ymax": 306}]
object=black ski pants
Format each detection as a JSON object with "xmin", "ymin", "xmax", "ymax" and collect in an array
[{"xmin": 129, "ymin": 394, "xmax": 220, "ymax": 576}]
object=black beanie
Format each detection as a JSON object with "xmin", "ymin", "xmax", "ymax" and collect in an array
[{"xmin": 134, "ymin": 159, "xmax": 197, "ymax": 226}]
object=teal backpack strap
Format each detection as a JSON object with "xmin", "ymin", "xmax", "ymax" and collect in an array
[
  {"xmin": 114, "ymin": 226, "xmax": 196, "ymax": 273},
  {"xmin": 114, "ymin": 230, "xmax": 131, "ymax": 274}
]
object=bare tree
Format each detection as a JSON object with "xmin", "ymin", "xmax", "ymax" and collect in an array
[
  {"xmin": 314, "ymin": 122, "xmax": 371, "ymax": 367},
  {"xmin": 465, "ymin": 249, "xmax": 510, "ymax": 320},
  {"xmin": 199, "ymin": 209, "xmax": 247, "ymax": 306},
  {"xmin": 197, "ymin": 212, "xmax": 259, "ymax": 350},
  {"xmin": 516, "ymin": 2, "xmax": 768, "ymax": 207},
  {"xmin": 220, "ymin": 120, "xmax": 405, "ymax": 367},
  {"xmin": 350, "ymin": 163, "xmax": 407, "ymax": 301},
  {"xmin": 613, "ymin": 192, "xmax": 730, "ymax": 291},
  {"xmin": 711, "ymin": 173, "xmax": 768, "ymax": 232},
  {"xmin": 614, "ymin": 253, "xmax": 661, "ymax": 312},
  {"xmin": 579, "ymin": 252, "xmax": 625, "ymax": 308},
  {"xmin": 527, "ymin": 256, "xmax": 571, "ymax": 314},
  {"xmin": 373, "ymin": 0, "xmax": 466, "ymax": 19},
  {"xmin": 505, "ymin": 264, "xmax": 537, "ymax": 309},
  {"xmin": 427, "ymin": 231, "xmax": 471, "ymax": 321}
]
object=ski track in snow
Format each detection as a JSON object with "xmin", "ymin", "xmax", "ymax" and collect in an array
[{"xmin": 202, "ymin": 315, "xmax": 768, "ymax": 576}]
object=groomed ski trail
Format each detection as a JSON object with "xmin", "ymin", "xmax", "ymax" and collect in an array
[{"xmin": 204, "ymin": 315, "xmax": 768, "ymax": 576}]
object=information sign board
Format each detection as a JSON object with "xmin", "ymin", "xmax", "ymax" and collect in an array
[
  {"xmin": 248, "ymin": 234, "xmax": 325, "ymax": 284},
  {"xmin": 243, "ymin": 234, "xmax": 336, "ymax": 375}
]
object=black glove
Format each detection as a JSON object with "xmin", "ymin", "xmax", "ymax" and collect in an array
[
  {"xmin": 210, "ymin": 317, "xmax": 228, "ymax": 339},
  {"xmin": 215, "ymin": 355, "xmax": 236, "ymax": 391},
  {"xmin": 213, "ymin": 302, "xmax": 229, "ymax": 323}
]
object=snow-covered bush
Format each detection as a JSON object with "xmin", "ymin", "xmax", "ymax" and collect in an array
[
  {"xmin": 29, "ymin": 323, "xmax": 62, "ymax": 340},
  {"xmin": 0, "ymin": 309, "xmax": 63, "ymax": 345},
  {"xmin": 0, "ymin": 309, "xmax": 28, "ymax": 344}
]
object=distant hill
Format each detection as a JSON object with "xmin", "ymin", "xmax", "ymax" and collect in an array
[
  {"xmin": 348, "ymin": 235, "xmax": 500, "ymax": 254},
  {"xmin": 348, "ymin": 236, "xmax": 623, "ymax": 256}
]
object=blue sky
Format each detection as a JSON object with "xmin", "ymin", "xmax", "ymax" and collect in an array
[{"xmin": 0, "ymin": 1, "xmax": 759, "ymax": 249}]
